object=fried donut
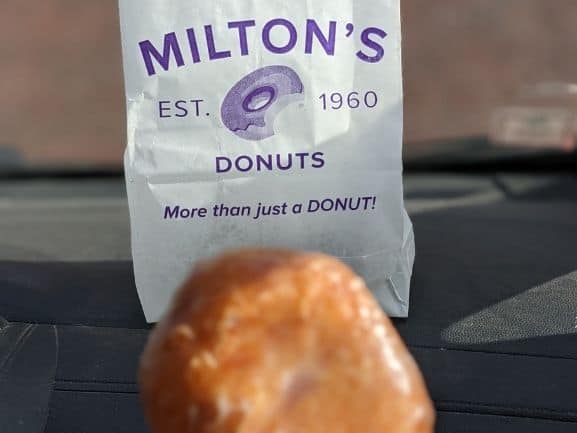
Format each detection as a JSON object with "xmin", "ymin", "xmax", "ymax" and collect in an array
[{"xmin": 139, "ymin": 249, "xmax": 434, "ymax": 433}]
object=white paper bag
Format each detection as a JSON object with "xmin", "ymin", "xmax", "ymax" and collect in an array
[{"xmin": 119, "ymin": 0, "xmax": 414, "ymax": 322}]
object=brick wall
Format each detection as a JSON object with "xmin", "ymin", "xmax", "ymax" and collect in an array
[
  {"xmin": 0, "ymin": 1, "xmax": 123, "ymax": 164},
  {"xmin": 1, "ymin": 1, "xmax": 576, "ymax": 164}
]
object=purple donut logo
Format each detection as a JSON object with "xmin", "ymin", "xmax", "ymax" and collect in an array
[{"xmin": 221, "ymin": 65, "xmax": 304, "ymax": 141}]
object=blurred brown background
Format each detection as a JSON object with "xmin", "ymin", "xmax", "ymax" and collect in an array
[{"xmin": 1, "ymin": 0, "xmax": 576, "ymax": 165}]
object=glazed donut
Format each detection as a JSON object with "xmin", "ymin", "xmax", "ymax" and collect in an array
[
  {"xmin": 139, "ymin": 249, "xmax": 434, "ymax": 433},
  {"xmin": 220, "ymin": 66, "xmax": 304, "ymax": 141}
]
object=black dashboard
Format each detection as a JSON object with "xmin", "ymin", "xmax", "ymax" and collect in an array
[{"xmin": 1, "ymin": 173, "xmax": 576, "ymax": 433}]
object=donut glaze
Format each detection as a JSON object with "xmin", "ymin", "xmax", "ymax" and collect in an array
[{"xmin": 139, "ymin": 249, "xmax": 435, "ymax": 433}]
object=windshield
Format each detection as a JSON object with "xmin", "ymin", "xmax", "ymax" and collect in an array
[{"xmin": 1, "ymin": 1, "xmax": 576, "ymax": 170}]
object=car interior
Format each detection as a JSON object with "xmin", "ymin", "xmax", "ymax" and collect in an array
[{"xmin": 1, "ymin": 2, "xmax": 576, "ymax": 432}]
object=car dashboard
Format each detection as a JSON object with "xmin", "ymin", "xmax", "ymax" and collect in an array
[{"xmin": 1, "ymin": 173, "xmax": 576, "ymax": 433}]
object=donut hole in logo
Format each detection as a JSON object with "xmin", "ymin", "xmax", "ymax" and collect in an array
[
  {"xmin": 221, "ymin": 65, "xmax": 304, "ymax": 141},
  {"xmin": 242, "ymin": 86, "xmax": 276, "ymax": 113}
]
